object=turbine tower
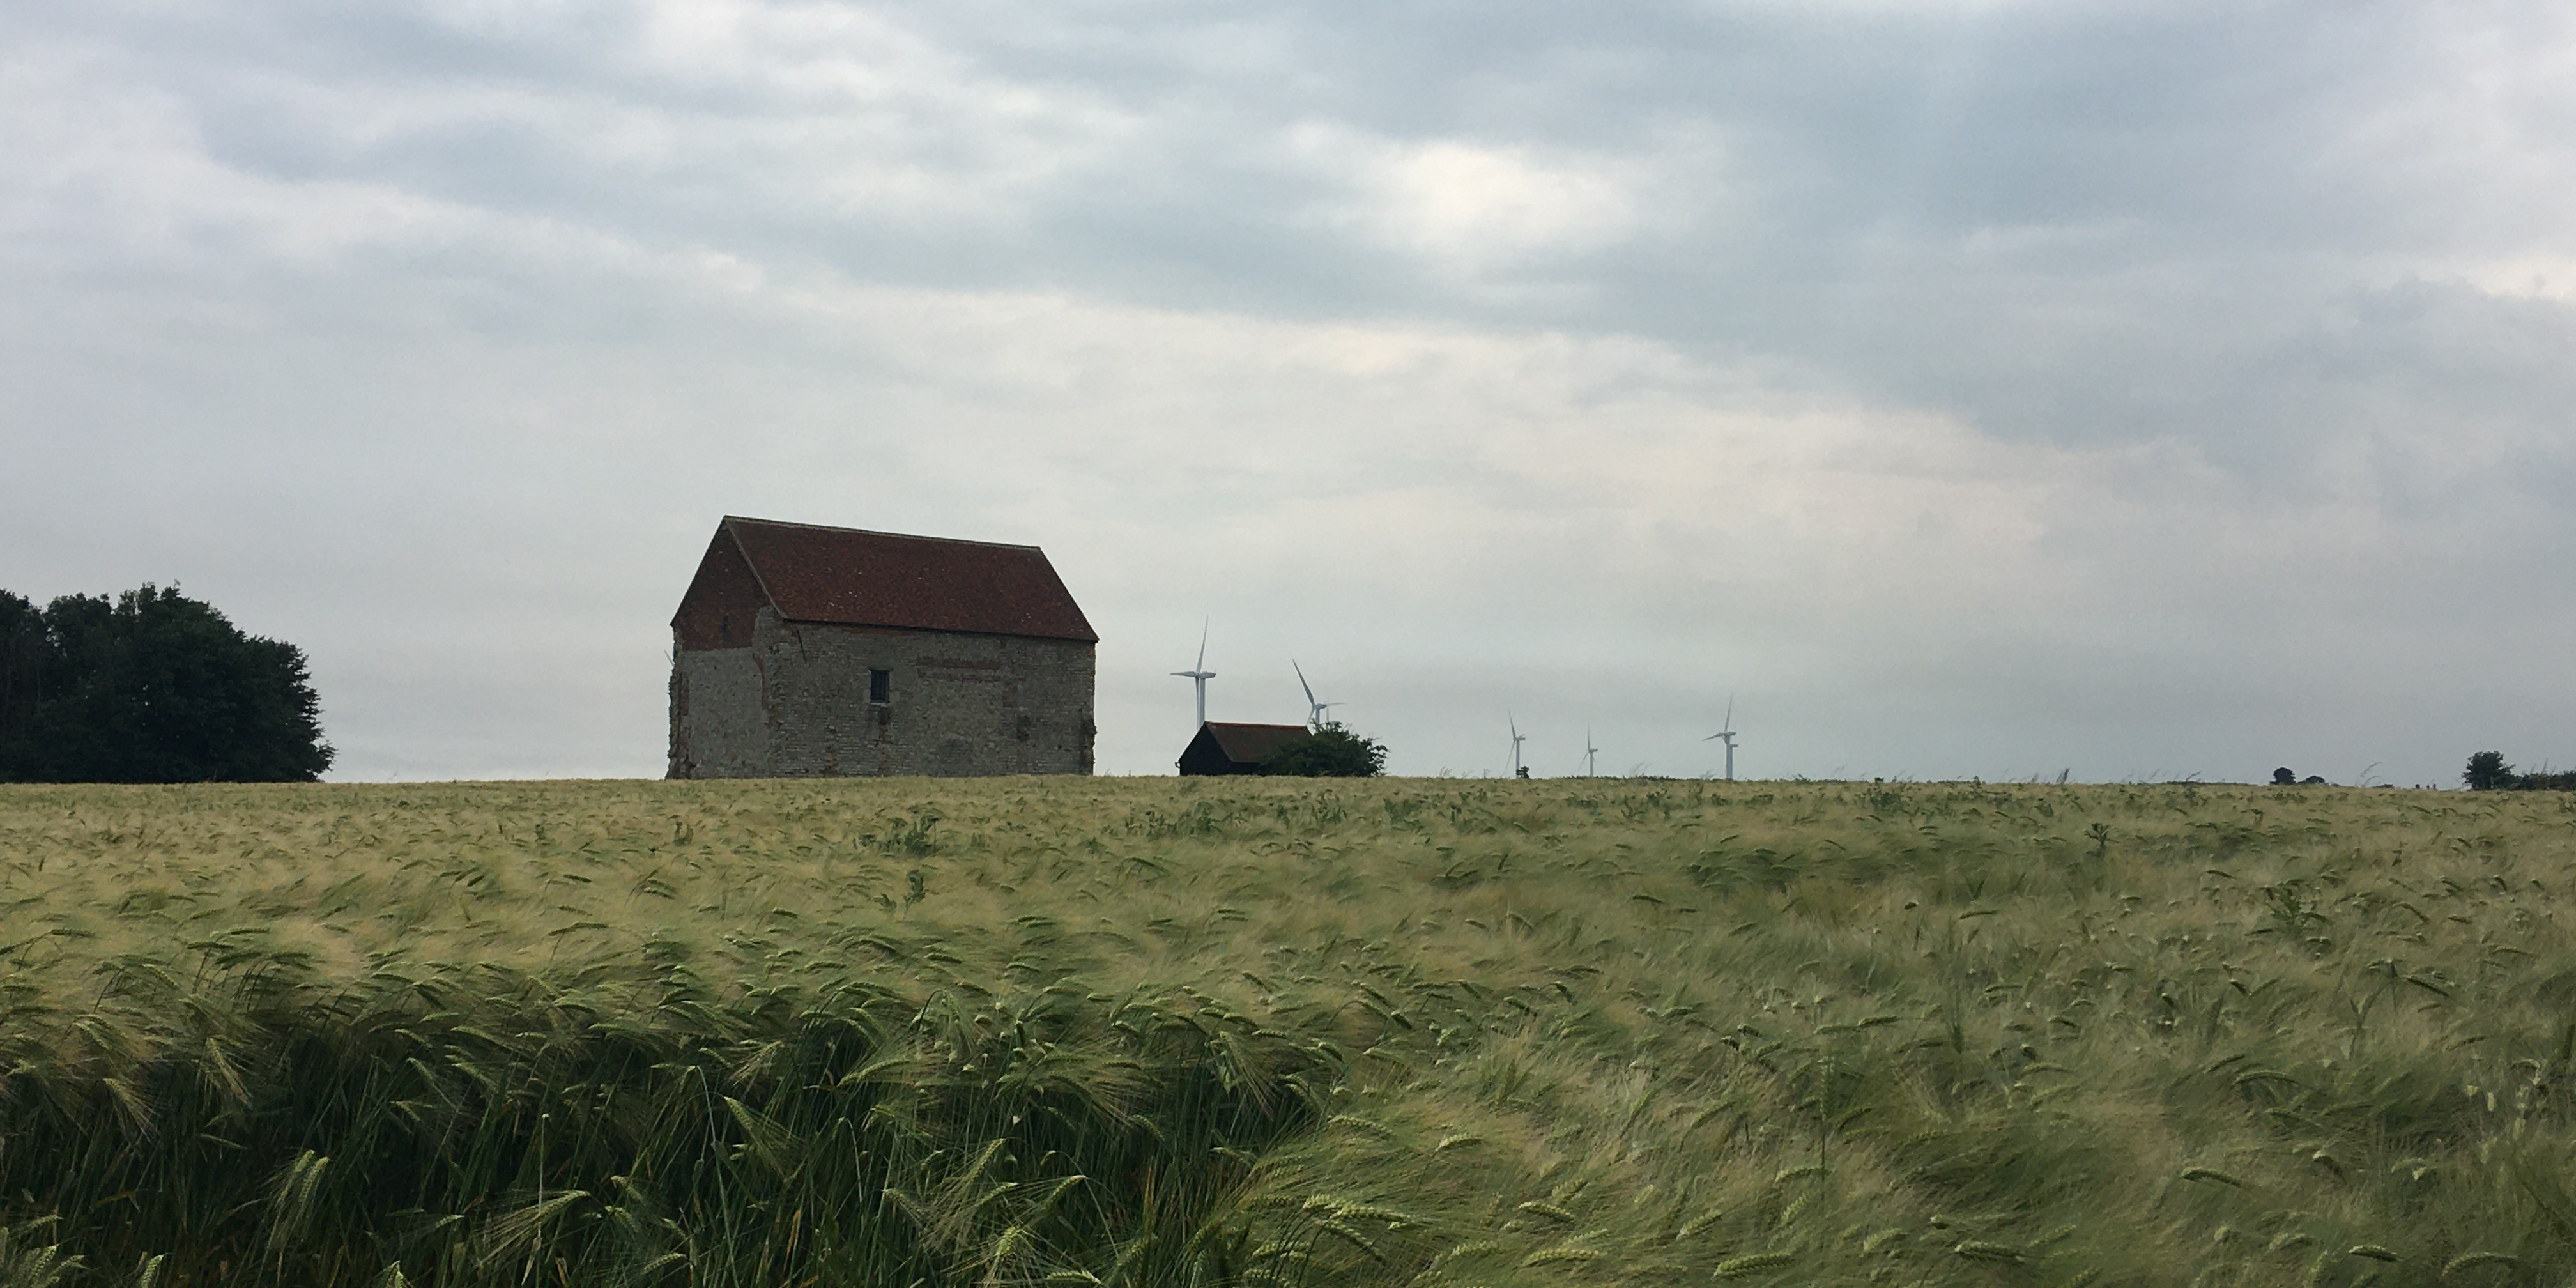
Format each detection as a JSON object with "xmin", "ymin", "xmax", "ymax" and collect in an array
[
  {"xmin": 1292, "ymin": 660, "xmax": 1340, "ymax": 728},
  {"xmin": 1584, "ymin": 726, "xmax": 1600, "ymax": 778},
  {"xmin": 1171, "ymin": 620, "xmax": 1215, "ymax": 726},
  {"xmin": 1509, "ymin": 714, "xmax": 1528, "ymax": 779},
  {"xmin": 1703, "ymin": 697, "xmax": 1739, "ymax": 781}
]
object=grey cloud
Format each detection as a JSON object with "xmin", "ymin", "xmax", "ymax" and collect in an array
[{"xmin": 4, "ymin": 0, "xmax": 2573, "ymax": 788}]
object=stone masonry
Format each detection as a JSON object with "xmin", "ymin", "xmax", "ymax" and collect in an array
[
  {"xmin": 666, "ymin": 517, "xmax": 1097, "ymax": 779},
  {"xmin": 670, "ymin": 611, "xmax": 1094, "ymax": 778}
]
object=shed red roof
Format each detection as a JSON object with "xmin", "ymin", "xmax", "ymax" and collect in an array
[{"xmin": 702, "ymin": 516, "xmax": 1096, "ymax": 643}]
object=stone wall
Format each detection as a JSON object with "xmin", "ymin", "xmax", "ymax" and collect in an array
[
  {"xmin": 669, "ymin": 608, "xmax": 1094, "ymax": 778},
  {"xmin": 668, "ymin": 647, "xmax": 767, "ymax": 778}
]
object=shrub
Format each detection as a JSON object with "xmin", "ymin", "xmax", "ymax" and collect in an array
[
  {"xmin": 1259, "ymin": 721, "xmax": 1386, "ymax": 777},
  {"xmin": 2464, "ymin": 751, "xmax": 2518, "ymax": 791}
]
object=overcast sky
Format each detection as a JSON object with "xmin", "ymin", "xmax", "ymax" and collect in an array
[{"xmin": 6, "ymin": 0, "xmax": 2572, "ymax": 784}]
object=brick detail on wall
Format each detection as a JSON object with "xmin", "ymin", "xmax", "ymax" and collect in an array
[{"xmin": 669, "ymin": 609, "xmax": 1094, "ymax": 778}]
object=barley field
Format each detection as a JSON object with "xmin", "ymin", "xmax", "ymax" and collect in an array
[{"xmin": 3, "ymin": 777, "xmax": 2575, "ymax": 1288}]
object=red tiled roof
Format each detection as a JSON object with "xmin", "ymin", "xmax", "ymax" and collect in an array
[
  {"xmin": 1202, "ymin": 723, "xmax": 1312, "ymax": 763},
  {"xmin": 718, "ymin": 516, "xmax": 1097, "ymax": 643}
]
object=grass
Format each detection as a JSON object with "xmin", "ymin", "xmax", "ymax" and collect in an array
[{"xmin": 3, "ymin": 776, "xmax": 2575, "ymax": 1288}]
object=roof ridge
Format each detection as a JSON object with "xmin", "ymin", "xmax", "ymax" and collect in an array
[{"xmin": 722, "ymin": 515, "xmax": 1045, "ymax": 553}]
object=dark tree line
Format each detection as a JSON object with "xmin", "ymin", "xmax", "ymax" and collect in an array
[
  {"xmin": 0, "ymin": 585, "xmax": 333, "ymax": 783},
  {"xmin": 2463, "ymin": 751, "xmax": 2576, "ymax": 792}
]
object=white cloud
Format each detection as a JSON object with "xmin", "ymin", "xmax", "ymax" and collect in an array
[
  {"xmin": 1285, "ymin": 123, "xmax": 1664, "ymax": 277},
  {"xmin": 1358, "ymin": 139, "xmax": 1636, "ymax": 266},
  {"xmin": 2435, "ymin": 256, "xmax": 2576, "ymax": 303}
]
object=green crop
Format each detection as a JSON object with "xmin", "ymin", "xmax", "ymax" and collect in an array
[{"xmin": 3, "ymin": 777, "xmax": 2574, "ymax": 1288}]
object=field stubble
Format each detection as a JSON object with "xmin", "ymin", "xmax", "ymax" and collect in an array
[{"xmin": 3, "ymin": 778, "xmax": 2575, "ymax": 1288}]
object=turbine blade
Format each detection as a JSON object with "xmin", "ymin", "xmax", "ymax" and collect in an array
[{"xmin": 1195, "ymin": 618, "xmax": 1209, "ymax": 671}]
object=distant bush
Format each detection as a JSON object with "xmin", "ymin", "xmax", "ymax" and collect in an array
[
  {"xmin": 2463, "ymin": 751, "xmax": 2576, "ymax": 792},
  {"xmin": 1258, "ymin": 721, "xmax": 1386, "ymax": 777},
  {"xmin": 0, "ymin": 585, "xmax": 332, "ymax": 782}
]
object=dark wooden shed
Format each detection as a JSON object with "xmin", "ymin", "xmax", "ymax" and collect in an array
[{"xmin": 1176, "ymin": 722, "xmax": 1310, "ymax": 776}]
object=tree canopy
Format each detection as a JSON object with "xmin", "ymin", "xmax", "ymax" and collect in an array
[
  {"xmin": 1257, "ymin": 721, "xmax": 1387, "ymax": 778},
  {"xmin": 0, "ymin": 585, "xmax": 333, "ymax": 783},
  {"xmin": 2464, "ymin": 751, "xmax": 2576, "ymax": 792}
]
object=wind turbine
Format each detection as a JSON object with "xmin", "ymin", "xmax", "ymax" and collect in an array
[
  {"xmin": 1703, "ymin": 698, "xmax": 1738, "ymax": 781},
  {"xmin": 1171, "ymin": 620, "xmax": 1215, "ymax": 726},
  {"xmin": 1583, "ymin": 726, "xmax": 1600, "ymax": 778},
  {"xmin": 1508, "ymin": 714, "xmax": 1528, "ymax": 779},
  {"xmin": 1292, "ymin": 660, "xmax": 1340, "ymax": 728}
]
